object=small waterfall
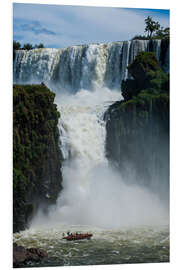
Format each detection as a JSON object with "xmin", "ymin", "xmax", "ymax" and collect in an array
[
  {"xmin": 13, "ymin": 40, "xmax": 169, "ymax": 92},
  {"xmin": 128, "ymin": 40, "xmax": 149, "ymax": 65},
  {"xmin": 13, "ymin": 48, "xmax": 61, "ymax": 83}
]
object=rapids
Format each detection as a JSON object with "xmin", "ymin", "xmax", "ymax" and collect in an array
[{"xmin": 13, "ymin": 224, "xmax": 169, "ymax": 267}]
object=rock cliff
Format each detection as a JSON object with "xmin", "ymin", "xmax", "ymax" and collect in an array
[
  {"xmin": 105, "ymin": 52, "xmax": 169, "ymax": 195},
  {"xmin": 13, "ymin": 84, "xmax": 63, "ymax": 232}
]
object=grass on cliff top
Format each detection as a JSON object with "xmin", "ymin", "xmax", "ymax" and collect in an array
[{"xmin": 13, "ymin": 84, "xmax": 55, "ymax": 104}]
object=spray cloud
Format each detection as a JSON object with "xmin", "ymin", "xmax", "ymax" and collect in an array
[{"xmin": 31, "ymin": 87, "xmax": 168, "ymax": 230}]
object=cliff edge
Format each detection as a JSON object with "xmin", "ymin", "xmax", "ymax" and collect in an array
[
  {"xmin": 13, "ymin": 84, "xmax": 63, "ymax": 232},
  {"xmin": 105, "ymin": 52, "xmax": 169, "ymax": 196}
]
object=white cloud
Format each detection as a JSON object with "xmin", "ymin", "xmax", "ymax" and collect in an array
[{"xmin": 13, "ymin": 4, "xmax": 169, "ymax": 48}]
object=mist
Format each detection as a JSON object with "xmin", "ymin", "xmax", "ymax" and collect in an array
[{"xmin": 30, "ymin": 87, "xmax": 169, "ymax": 230}]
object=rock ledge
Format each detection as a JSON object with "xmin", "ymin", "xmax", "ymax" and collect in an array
[{"xmin": 13, "ymin": 243, "xmax": 48, "ymax": 267}]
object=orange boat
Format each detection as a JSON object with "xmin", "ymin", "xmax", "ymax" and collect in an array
[{"xmin": 63, "ymin": 233, "xmax": 93, "ymax": 241}]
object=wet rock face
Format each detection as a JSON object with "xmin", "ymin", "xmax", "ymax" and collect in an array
[
  {"xmin": 105, "ymin": 52, "xmax": 169, "ymax": 195},
  {"xmin": 13, "ymin": 84, "xmax": 63, "ymax": 233},
  {"xmin": 13, "ymin": 243, "xmax": 48, "ymax": 267},
  {"xmin": 105, "ymin": 97, "xmax": 169, "ymax": 189}
]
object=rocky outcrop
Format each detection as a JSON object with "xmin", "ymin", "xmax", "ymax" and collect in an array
[
  {"xmin": 13, "ymin": 243, "xmax": 48, "ymax": 267},
  {"xmin": 13, "ymin": 84, "xmax": 63, "ymax": 233},
  {"xmin": 105, "ymin": 52, "xmax": 169, "ymax": 195}
]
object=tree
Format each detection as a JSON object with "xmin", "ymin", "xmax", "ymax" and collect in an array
[
  {"xmin": 13, "ymin": 41, "xmax": 21, "ymax": 50},
  {"xmin": 122, "ymin": 51, "xmax": 169, "ymax": 100},
  {"xmin": 131, "ymin": 35, "xmax": 149, "ymax": 40},
  {"xmin": 37, "ymin": 43, "xmax": 44, "ymax": 48},
  {"xmin": 13, "ymin": 41, "xmax": 21, "ymax": 60},
  {"xmin": 22, "ymin": 43, "xmax": 33, "ymax": 50},
  {"xmin": 34, "ymin": 43, "xmax": 45, "ymax": 49},
  {"xmin": 145, "ymin": 16, "xmax": 160, "ymax": 39},
  {"xmin": 155, "ymin": 27, "xmax": 170, "ymax": 40}
]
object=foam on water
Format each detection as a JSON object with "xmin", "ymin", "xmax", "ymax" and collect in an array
[
  {"xmin": 30, "ymin": 87, "xmax": 168, "ymax": 230},
  {"xmin": 13, "ymin": 39, "xmax": 169, "ymax": 266},
  {"xmin": 13, "ymin": 223, "xmax": 169, "ymax": 266}
]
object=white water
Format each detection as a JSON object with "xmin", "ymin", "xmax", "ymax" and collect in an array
[
  {"xmin": 13, "ymin": 39, "xmax": 169, "ymax": 230},
  {"xmin": 13, "ymin": 40, "xmax": 169, "ymax": 266},
  {"xmin": 13, "ymin": 40, "xmax": 169, "ymax": 91},
  {"xmin": 31, "ymin": 87, "xmax": 168, "ymax": 230}
]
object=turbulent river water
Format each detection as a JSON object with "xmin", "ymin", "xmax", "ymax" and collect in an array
[
  {"xmin": 13, "ymin": 87, "xmax": 169, "ymax": 267},
  {"xmin": 13, "ymin": 224, "xmax": 169, "ymax": 267}
]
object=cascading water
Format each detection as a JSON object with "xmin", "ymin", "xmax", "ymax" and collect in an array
[
  {"xmin": 13, "ymin": 86, "xmax": 169, "ymax": 266},
  {"xmin": 13, "ymin": 39, "xmax": 169, "ymax": 91},
  {"xmin": 29, "ymin": 86, "xmax": 168, "ymax": 229},
  {"xmin": 13, "ymin": 40, "xmax": 169, "ymax": 267}
]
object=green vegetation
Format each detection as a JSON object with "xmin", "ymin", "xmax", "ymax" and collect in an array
[
  {"xmin": 145, "ymin": 16, "xmax": 160, "ymax": 39},
  {"xmin": 13, "ymin": 40, "xmax": 46, "ymax": 61},
  {"xmin": 132, "ymin": 16, "xmax": 169, "ymax": 40},
  {"xmin": 13, "ymin": 84, "xmax": 63, "ymax": 232},
  {"xmin": 13, "ymin": 41, "xmax": 21, "ymax": 50},
  {"xmin": 22, "ymin": 43, "xmax": 33, "ymax": 50},
  {"xmin": 13, "ymin": 40, "xmax": 45, "ymax": 52},
  {"xmin": 131, "ymin": 35, "xmax": 150, "ymax": 40},
  {"xmin": 13, "ymin": 41, "xmax": 21, "ymax": 60},
  {"xmin": 105, "ymin": 51, "xmax": 169, "ymax": 190},
  {"xmin": 121, "ymin": 51, "xmax": 169, "ymax": 100},
  {"xmin": 155, "ymin": 27, "xmax": 170, "ymax": 40},
  {"xmin": 120, "ymin": 51, "xmax": 169, "ymax": 117},
  {"xmin": 34, "ymin": 43, "xmax": 45, "ymax": 49}
]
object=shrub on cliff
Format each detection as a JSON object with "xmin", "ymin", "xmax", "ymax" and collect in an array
[
  {"xmin": 121, "ymin": 51, "xmax": 169, "ymax": 100},
  {"xmin": 22, "ymin": 43, "xmax": 33, "ymax": 50},
  {"xmin": 13, "ymin": 84, "xmax": 63, "ymax": 232},
  {"xmin": 105, "ymin": 51, "xmax": 169, "ymax": 192},
  {"xmin": 34, "ymin": 43, "xmax": 45, "ymax": 49}
]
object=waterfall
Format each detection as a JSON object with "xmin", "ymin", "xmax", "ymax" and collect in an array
[
  {"xmin": 14, "ymin": 39, "xmax": 169, "ymax": 228},
  {"xmin": 13, "ymin": 40, "xmax": 169, "ymax": 91},
  {"xmin": 13, "ymin": 38, "xmax": 169, "ymax": 268},
  {"xmin": 31, "ymin": 86, "xmax": 168, "ymax": 228}
]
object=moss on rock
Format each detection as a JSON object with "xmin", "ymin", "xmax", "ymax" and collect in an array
[
  {"xmin": 122, "ymin": 52, "xmax": 169, "ymax": 100},
  {"xmin": 105, "ymin": 52, "xmax": 169, "ymax": 193},
  {"xmin": 13, "ymin": 84, "xmax": 63, "ymax": 232}
]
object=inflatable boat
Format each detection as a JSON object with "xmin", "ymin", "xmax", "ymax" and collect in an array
[{"xmin": 63, "ymin": 233, "xmax": 93, "ymax": 241}]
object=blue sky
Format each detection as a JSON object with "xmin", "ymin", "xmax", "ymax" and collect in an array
[{"xmin": 13, "ymin": 3, "xmax": 170, "ymax": 48}]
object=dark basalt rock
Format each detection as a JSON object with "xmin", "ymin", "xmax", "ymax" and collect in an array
[
  {"xmin": 13, "ymin": 243, "xmax": 48, "ymax": 267},
  {"xmin": 105, "ymin": 52, "xmax": 169, "ymax": 196}
]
